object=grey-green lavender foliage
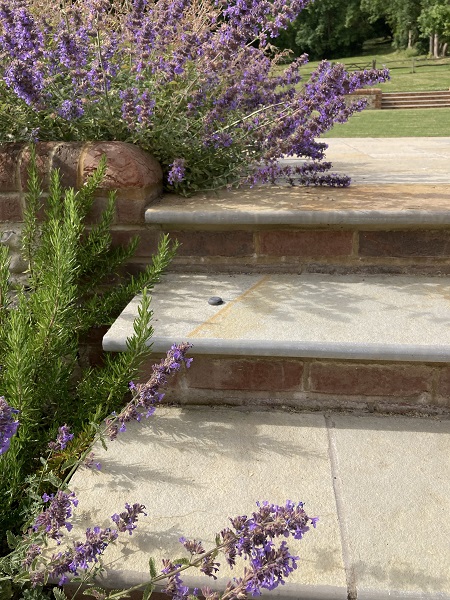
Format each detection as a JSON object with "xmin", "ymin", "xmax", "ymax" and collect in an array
[{"xmin": 0, "ymin": 147, "xmax": 177, "ymax": 549}]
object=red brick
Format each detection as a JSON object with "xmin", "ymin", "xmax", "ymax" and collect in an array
[
  {"xmin": 258, "ymin": 230, "xmax": 352, "ymax": 257},
  {"xmin": 0, "ymin": 194, "xmax": 23, "ymax": 221},
  {"xmin": 186, "ymin": 357, "xmax": 303, "ymax": 391},
  {"xmin": 359, "ymin": 231, "xmax": 450, "ymax": 257},
  {"xmin": 169, "ymin": 230, "xmax": 254, "ymax": 256},
  {"xmin": 0, "ymin": 143, "xmax": 24, "ymax": 191},
  {"xmin": 110, "ymin": 229, "xmax": 161, "ymax": 256},
  {"xmin": 309, "ymin": 362, "xmax": 432, "ymax": 396},
  {"xmin": 437, "ymin": 367, "xmax": 450, "ymax": 397},
  {"xmin": 19, "ymin": 142, "xmax": 57, "ymax": 192},
  {"xmin": 51, "ymin": 142, "xmax": 84, "ymax": 189},
  {"xmin": 81, "ymin": 142, "xmax": 163, "ymax": 199}
]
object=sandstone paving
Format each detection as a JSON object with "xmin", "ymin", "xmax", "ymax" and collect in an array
[
  {"xmin": 69, "ymin": 407, "xmax": 347, "ymax": 599},
  {"xmin": 146, "ymin": 184, "xmax": 450, "ymax": 226},
  {"xmin": 68, "ymin": 408, "xmax": 450, "ymax": 599},
  {"xmin": 103, "ymin": 273, "xmax": 450, "ymax": 362},
  {"xmin": 328, "ymin": 413, "xmax": 450, "ymax": 599},
  {"xmin": 306, "ymin": 138, "xmax": 450, "ymax": 185}
]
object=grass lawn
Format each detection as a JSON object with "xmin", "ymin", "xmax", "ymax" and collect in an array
[
  {"xmin": 293, "ymin": 40, "xmax": 450, "ymax": 93},
  {"xmin": 323, "ymin": 108, "xmax": 450, "ymax": 137}
]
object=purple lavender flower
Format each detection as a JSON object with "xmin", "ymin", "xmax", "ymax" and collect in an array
[
  {"xmin": 41, "ymin": 525, "xmax": 118, "ymax": 586},
  {"xmin": 32, "ymin": 490, "xmax": 78, "ymax": 543},
  {"xmin": 57, "ymin": 99, "xmax": 84, "ymax": 120},
  {"xmin": 160, "ymin": 500, "xmax": 316, "ymax": 599},
  {"xmin": 105, "ymin": 342, "xmax": 192, "ymax": 439},
  {"xmin": 22, "ymin": 543, "xmax": 42, "ymax": 568},
  {"xmin": 161, "ymin": 559, "xmax": 190, "ymax": 599},
  {"xmin": 48, "ymin": 424, "xmax": 74, "ymax": 452},
  {"xmin": 84, "ymin": 452, "xmax": 101, "ymax": 470},
  {"xmin": 167, "ymin": 159, "xmax": 186, "ymax": 186},
  {"xmin": 111, "ymin": 502, "xmax": 147, "ymax": 535},
  {"xmin": 0, "ymin": 396, "xmax": 20, "ymax": 455}
]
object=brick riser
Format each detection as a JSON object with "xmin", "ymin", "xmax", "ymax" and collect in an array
[
  {"xmin": 139, "ymin": 354, "xmax": 450, "ymax": 416},
  {"xmin": 121, "ymin": 226, "xmax": 450, "ymax": 276}
]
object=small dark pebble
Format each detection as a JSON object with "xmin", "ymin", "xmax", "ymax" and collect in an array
[{"xmin": 208, "ymin": 296, "xmax": 224, "ymax": 305}]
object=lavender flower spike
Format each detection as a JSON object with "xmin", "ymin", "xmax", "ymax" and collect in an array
[
  {"xmin": 105, "ymin": 342, "xmax": 193, "ymax": 439},
  {"xmin": 33, "ymin": 490, "xmax": 78, "ymax": 543},
  {"xmin": 48, "ymin": 424, "xmax": 74, "ymax": 452},
  {"xmin": 111, "ymin": 502, "xmax": 147, "ymax": 535},
  {"xmin": 0, "ymin": 396, "xmax": 20, "ymax": 455}
]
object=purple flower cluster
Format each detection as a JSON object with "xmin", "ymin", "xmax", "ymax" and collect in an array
[
  {"xmin": 168, "ymin": 159, "xmax": 187, "ymax": 185},
  {"xmin": 0, "ymin": 396, "xmax": 20, "ymax": 455},
  {"xmin": 39, "ymin": 525, "xmax": 119, "ymax": 586},
  {"xmin": 0, "ymin": 0, "xmax": 389, "ymax": 192},
  {"xmin": 48, "ymin": 424, "xmax": 74, "ymax": 452},
  {"xmin": 105, "ymin": 342, "xmax": 192, "ymax": 439},
  {"xmin": 28, "ymin": 500, "xmax": 145, "ymax": 586},
  {"xmin": 32, "ymin": 490, "xmax": 78, "ymax": 543},
  {"xmin": 163, "ymin": 501, "xmax": 317, "ymax": 599},
  {"xmin": 111, "ymin": 502, "xmax": 147, "ymax": 535}
]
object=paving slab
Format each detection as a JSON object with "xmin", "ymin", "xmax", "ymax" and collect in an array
[
  {"xmin": 67, "ymin": 408, "xmax": 450, "ymax": 600},
  {"xmin": 146, "ymin": 138, "xmax": 450, "ymax": 227},
  {"xmin": 304, "ymin": 138, "xmax": 450, "ymax": 185},
  {"xmin": 328, "ymin": 413, "xmax": 450, "ymax": 599},
  {"xmin": 103, "ymin": 273, "xmax": 450, "ymax": 362},
  {"xmin": 69, "ymin": 408, "xmax": 347, "ymax": 599}
]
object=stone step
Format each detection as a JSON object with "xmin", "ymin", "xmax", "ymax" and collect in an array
[
  {"xmin": 141, "ymin": 184, "xmax": 450, "ymax": 276},
  {"xmin": 382, "ymin": 91, "xmax": 450, "ymax": 98},
  {"xmin": 135, "ymin": 138, "xmax": 450, "ymax": 276},
  {"xmin": 68, "ymin": 406, "xmax": 450, "ymax": 600},
  {"xmin": 380, "ymin": 91, "xmax": 450, "ymax": 109},
  {"xmin": 381, "ymin": 102, "xmax": 450, "ymax": 109},
  {"xmin": 103, "ymin": 273, "xmax": 450, "ymax": 414}
]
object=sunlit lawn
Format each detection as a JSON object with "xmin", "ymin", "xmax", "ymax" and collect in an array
[
  {"xmin": 323, "ymin": 108, "xmax": 450, "ymax": 137},
  {"xmin": 282, "ymin": 40, "xmax": 450, "ymax": 93}
]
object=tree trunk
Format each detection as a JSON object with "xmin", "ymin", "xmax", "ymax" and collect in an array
[
  {"xmin": 429, "ymin": 34, "xmax": 433, "ymax": 55},
  {"xmin": 441, "ymin": 42, "xmax": 448, "ymax": 57},
  {"xmin": 408, "ymin": 30, "xmax": 413, "ymax": 48},
  {"xmin": 434, "ymin": 32, "xmax": 439, "ymax": 58}
]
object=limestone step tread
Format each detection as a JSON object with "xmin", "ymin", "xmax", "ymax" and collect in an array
[
  {"xmin": 103, "ymin": 273, "xmax": 450, "ymax": 362},
  {"xmin": 145, "ymin": 139, "xmax": 450, "ymax": 224},
  {"xmin": 69, "ymin": 406, "xmax": 450, "ymax": 600},
  {"xmin": 145, "ymin": 184, "xmax": 450, "ymax": 226}
]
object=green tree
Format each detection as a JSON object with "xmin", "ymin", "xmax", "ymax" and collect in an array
[
  {"xmin": 418, "ymin": 0, "xmax": 450, "ymax": 56},
  {"xmin": 277, "ymin": 0, "xmax": 376, "ymax": 60},
  {"xmin": 360, "ymin": 0, "xmax": 423, "ymax": 49}
]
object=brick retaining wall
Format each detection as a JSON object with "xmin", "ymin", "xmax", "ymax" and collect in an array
[
  {"xmin": 347, "ymin": 88, "xmax": 382, "ymax": 109},
  {"xmin": 0, "ymin": 141, "xmax": 163, "ymax": 278}
]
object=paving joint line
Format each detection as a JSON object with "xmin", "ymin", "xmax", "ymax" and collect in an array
[{"xmin": 325, "ymin": 414, "xmax": 358, "ymax": 600}]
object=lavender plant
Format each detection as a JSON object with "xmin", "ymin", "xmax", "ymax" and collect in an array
[
  {"xmin": 0, "ymin": 0, "xmax": 389, "ymax": 194},
  {"xmin": 0, "ymin": 344, "xmax": 317, "ymax": 600}
]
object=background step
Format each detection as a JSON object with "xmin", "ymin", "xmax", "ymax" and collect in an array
[
  {"xmin": 103, "ymin": 273, "xmax": 450, "ymax": 414},
  {"xmin": 381, "ymin": 91, "xmax": 450, "ymax": 109},
  {"xmin": 381, "ymin": 103, "xmax": 450, "ymax": 109},
  {"xmin": 68, "ymin": 406, "xmax": 450, "ymax": 599}
]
